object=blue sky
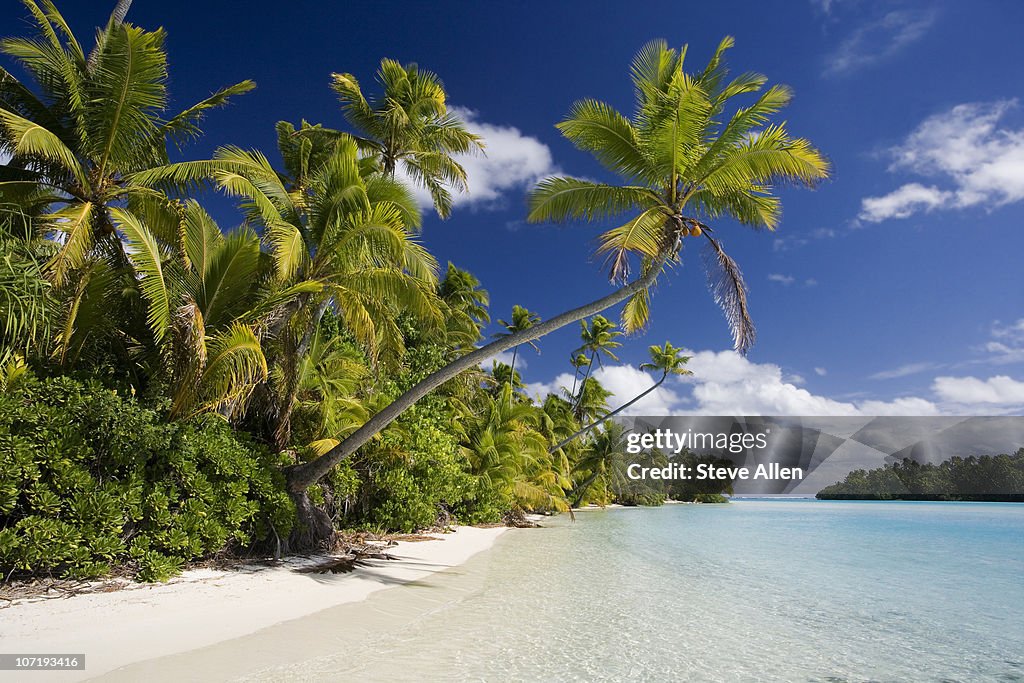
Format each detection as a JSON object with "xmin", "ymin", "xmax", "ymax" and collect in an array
[{"xmin": 6, "ymin": 0, "xmax": 1023, "ymax": 415}]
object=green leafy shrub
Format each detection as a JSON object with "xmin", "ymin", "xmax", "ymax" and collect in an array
[
  {"xmin": 353, "ymin": 400, "xmax": 474, "ymax": 532},
  {"xmin": 0, "ymin": 375, "xmax": 294, "ymax": 581}
]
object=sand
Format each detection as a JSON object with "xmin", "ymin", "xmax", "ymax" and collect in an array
[{"xmin": 0, "ymin": 525, "xmax": 507, "ymax": 682}]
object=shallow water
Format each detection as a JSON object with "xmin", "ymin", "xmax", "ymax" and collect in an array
[{"xmin": 112, "ymin": 501, "xmax": 1024, "ymax": 682}]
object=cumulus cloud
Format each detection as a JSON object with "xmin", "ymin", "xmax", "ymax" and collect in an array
[
  {"xmin": 526, "ymin": 350, "xmax": 947, "ymax": 416},
  {"xmin": 824, "ymin": 10, "xmax": 936, "ymax": 76},
  {"xmin": 398, "ymin": 106, "xmax": 559, "ymax": 212},
  {"xmin": 860, "ymin": 100, "xmax": 1024, "ymax": 222},
  {"xmin": 525, "ymin": 348, "xmax": 1024, "ymax": 416},
  {"xmin": 932, "ymin": 375, "xmax": 1024, "ymax": 407},
  {"xmin": 679, "ymin": 350, "xmax": 940, "ymax": 416}
]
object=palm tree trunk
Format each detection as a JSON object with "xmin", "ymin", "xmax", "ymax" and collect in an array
[
  {"xmin": 506, "ymin": 346, "xmax": 518, "ymax": 405},
  {"xmin": 86, "ymin": 0, "xmax": 133, "ymax": 72},
  {"xmin": 573, "ymin": 350, "xmax": 596, "ymax": 414},
  {"xmin": 569, "ymin": 365, "xmax": 580, "ymax": 400},
  {"xmin": 570, "ymin": 469, "xmax": 603, "ymax": 508},
  {"xmin": 284, "ymin": 250, "xmax": 671, "ymax": 495},
  {"xmin": 550, "ymin": 372, "xmax": 667, "ymax": 454}
]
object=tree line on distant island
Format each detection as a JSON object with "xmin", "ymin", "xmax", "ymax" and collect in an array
[
  {"xmin": 816, "ymin": 449, "xmax": 1024, "ymax": 502},
  {"xmin": 0, "ymin": 1, "xmax": 827, "ymax": 581}
]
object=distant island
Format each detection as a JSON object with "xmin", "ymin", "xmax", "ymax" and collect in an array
[{"xmin": 816, "ymin": 448, "xmax": 1024, "ymax": 501}]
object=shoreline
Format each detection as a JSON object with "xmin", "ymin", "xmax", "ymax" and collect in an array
[{"xmin": 0, "ymin": 525, "xmax": 508, "ymax": 682}]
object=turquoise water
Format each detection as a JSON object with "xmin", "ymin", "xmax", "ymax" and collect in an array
[
  {"xmin": 139, "ymin": 501, "xmax": 1024, "ymax": 682},
  {"xmin": 327, "ymin": 501, "xmax": 1024, "ymax": 682}
]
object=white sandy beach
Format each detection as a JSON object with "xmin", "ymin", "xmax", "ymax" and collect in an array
[{"xmin": 0, "ymin": 525, "xmax": 507, "ymax": 682}]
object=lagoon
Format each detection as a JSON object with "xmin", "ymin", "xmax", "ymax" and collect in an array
[{"xmin": 110, "ymin": 501, "xmax": 1024, "ymax": 682}]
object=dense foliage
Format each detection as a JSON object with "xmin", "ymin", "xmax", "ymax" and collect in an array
[
  {"xmin": 0, "ymin": 2, "xmax": 824, "ymax": 580},
  {"xmin": 816, "ymin": 450, "xmax": 1024, "ymax": 501},
  {"xmin": 0, "ymin": 375, "xmax": 293, "ymax": 581}
]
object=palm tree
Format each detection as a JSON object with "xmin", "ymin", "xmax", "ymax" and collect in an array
[
  {"xmin": 570, "ymin": 420, "xmax": 630, "ymax": 507},
  {"xmin": 0, "ymin": 204, "xmax": 52, "ymax": 365},
  {"xmin": 438, "ymin": 262, "xmax": 490, "ymax": 351},
  {"xmin": 112, "ymin": 201, "xmax": 317, "ymax": 419},
  {"xmin": 571, "ymin": 315, "xmax": 622, "ymax": 410},
  {"xmin": 463, "ymin": 384, "xmax": 570, "ymax": 514},
  {"xmin": 550, "ymin": 341, "xmax": 690, "ymax": 453},
  {"xmin": 133, "ymin": 124, "xmax": 440, "ymax": 368},
  {"xmin": 565, "ymin": 376, "xmax": 613, "ymax": 424},
  {"xmin": 567, "ymin": 352, "xmax": 590, "ymax": 400},
  {"xmin": 280, "ymin": 329, "xmax": 369, "ymax": 458},
  {"xmin": 488, "ymin": 361, "xmax": 524, "ymax": 394},
  {"xmin": 0, "ymin": 0, "xmax": 253, "ymax": 284},
  {"xmin": 283, "ymin": 38, "xmax": 828, "ymax": 533},
  {"xmin": 493, "ymin": 304, "xmax": 541, "ymax": 398},
  {"xmin": 330, "ymin": 59, "xmax": 484, "ymax": 218}
]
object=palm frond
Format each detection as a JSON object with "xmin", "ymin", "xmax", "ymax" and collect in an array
[
  {"xmin": 43, "ymin": 200, "xmax": 94, "ymax": 284},
  {"xmin": 84, "ymin": 23, "xmax": 168, "ymax": 176},
  {"xmin": 528, "ymin": 177, "xmax": 658, "ymax": 223},
  {"xmin": 557, "ymin": 99, "xmax": 652, "ymax": 181},
  {"xmin": 158, "ymin": 80, "xmax": 256, "ymax": 150},
  {"xmin": 701, "ymin": 233, "xmax": 755, "ymax": 354},
  {"xmin": 0, "ymin": 107, "xmax": 88, "ymax": 187},
  {"xmin": 595, "ymin": 208, "xmax": 668, "ymax": 281},
  {"xmin": 111, "ymin": 207, "xmax": 171, "ymax": 343}
]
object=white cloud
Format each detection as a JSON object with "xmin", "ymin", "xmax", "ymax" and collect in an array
[
  {"xmin": 489, "ymin": 350, "xmax": 526, "ymax": 370},
  {"xmin": 984, "ymin": 319, "xmax": 1024, "ymax": 365},
  {"xmin": 814, "ymin": 367, "xmax": 828, "ymax": 376},
  {"xmin": 859, "ymin": 183, "xmax": 952, "ymax": 222},
  {"xmin": 767, "ymin": 273, "xmax": 796, "ymax": 285},
  {"xmin": 524, "ymin": 372, "xmax": 575, "ymax": 404},
  {"xmin": 869, "ymin": 362, "xmax": 940, "ymax": 380},
  {"xmin": 932, "ymin": 375, "xmax": 1024, "ymax": 407},
  {"xmin": 825, "ymin": 10, "xmax": 936, "ymax": 76},
  {"xmin": 679, "ymin": 350, "xmax": 940, "ymax": 416},
  {"xmin": 804, "ymin": 278, "xmax": 818, "ymax": 287},
  {"xmin": 398, "ymin": 106, "xmax": 559, "ymax": 213},
  {"xmin": 593, "ymin": 365, "xmax": 687, "ymax": 415},
  {"xmin": 860, "ymin": 100, "xmax": 1024, "ymax": 222},
  {"xmin": 526, "ymin": 350, "xmax": 1024, "ymax": 416},
  {"xmin": 523, "ymin": 366, "xmax": 685, "ymax": 415}
]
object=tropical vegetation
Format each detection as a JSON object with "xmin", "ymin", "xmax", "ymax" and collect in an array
[
  {"xmin": 0, "ymin": 1, "xmax": 827, "ymax": 580},
  {"xmin": 816, "ymin": 449, "xmax": 1024, "ymax": 501}
]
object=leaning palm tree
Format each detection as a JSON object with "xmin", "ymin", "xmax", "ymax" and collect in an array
[
  {"xmin": 282, "ymin": 38, "xmax": 828, "ymax": 541},
  {"xmin": 0, "ymin": 0, "xmax": 253, "ymax": 284},
  {"xmin": 550, "ymin": 341, "xmax": 690, "ymax": 453},
  {"xmin": 331, "ymin": 59, "xmax": 484, "ymax": 218}
]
